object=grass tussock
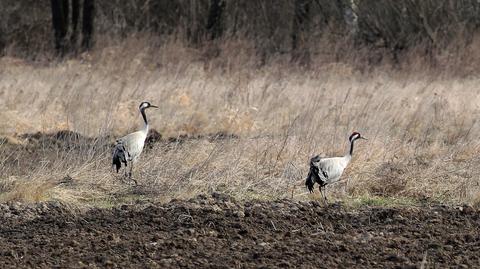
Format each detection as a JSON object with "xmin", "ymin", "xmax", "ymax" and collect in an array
[
  {"xmin": 0, "ymin": 176, "xmax": 56, "ymax": 203},
  {"xmin": 1, "ymin": 36, "xmax": 480, "ymax": 207}
]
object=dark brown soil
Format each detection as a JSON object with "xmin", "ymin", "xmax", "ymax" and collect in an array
[{"xmin": 0, "ymin": 193, "xmax": 478, "ymax": 268}]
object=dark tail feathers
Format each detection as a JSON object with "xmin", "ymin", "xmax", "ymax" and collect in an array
[
  {"xmin": 305, "ymin": 173, "xmax": 315, "ymax": 193},
  {"xmin": 112, "ymin": 142, "xmax": 127, "ymax": 173},
  {"xmin": 306, "ymin": 155, "xmax": 321, "ymax": 193}
]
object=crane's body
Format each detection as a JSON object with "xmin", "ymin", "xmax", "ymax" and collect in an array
[
  {"xmin": 306, "ymin": 132, "xmax": 366, "ymax": 203},
  {"xmin": 312, "ymin": 155, "xmax": 351, "ymax": 184},
  {"xmin": 117, "ymin": 129, "xmax": 148, "ymax": 161},
  {"xmin": 112, "ymin": 101, "xmax": 158, "ymax": 184}
]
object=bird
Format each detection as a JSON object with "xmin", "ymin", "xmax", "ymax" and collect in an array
[
  {"xmin": 305, "ymin": 131, "xmax": 367, "ymax": 203},
  {"xmin": 112, "ymin": 101, "xmax": 158, "ymax": 184}
]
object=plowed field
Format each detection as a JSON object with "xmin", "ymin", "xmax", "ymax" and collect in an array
[{"xmin": 0, "ymin": 194, "xmax": 478, "ymax": 268}]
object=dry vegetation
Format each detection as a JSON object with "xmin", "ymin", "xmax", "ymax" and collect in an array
[
  {"xmin": 1, "ymin": 0, "xmax": 480, "ymax": 207},
  {"xmin": 1, "ymin": 34, "xmax": 480, "ymax": 208}
]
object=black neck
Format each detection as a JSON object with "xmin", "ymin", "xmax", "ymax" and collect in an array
[
  {"xmin": 140, "ymin": 108, "xmax": 148, "ymax": 125},
  {"xmin": 349, "ymin": 139, "xmax": 355, "ymax": 156}
]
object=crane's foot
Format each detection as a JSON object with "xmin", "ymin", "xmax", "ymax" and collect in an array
[{"xmin": 127, "ymin": 172, "xmax": 138, "ymax": 185}]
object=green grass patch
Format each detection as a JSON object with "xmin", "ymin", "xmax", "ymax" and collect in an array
[
  {"xmin": 346, "ymin": 195, "xmax": 420, "ymax": 208},
  {"xmin": 80, "ymin": 194, "xmax": 152, "ymax": 208}
]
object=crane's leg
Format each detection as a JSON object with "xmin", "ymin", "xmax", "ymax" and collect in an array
[
  {"xmin": 320, "ymin": 185, "xmax": 328, "ymax": 205},
  {"xmin": 128, "ymin": 163, "xmax": 132, "ymax": 178},
  {"xmin": 123, "ymin": 163, "xmax": 129, "ymax": 178},
  {"xmin": 344, "ymin": 178, "xmax": 349, "ymax": 195},
  {"xmin": 128, "ymin": 162, "xmax": 138, "ymax": 185},
  {"xmin": 318, "ymin": 185, "xmax": 328, "ymax": 205}
]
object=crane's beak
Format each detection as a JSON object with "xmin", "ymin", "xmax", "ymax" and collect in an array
[
  {"xmin": 360, "ymin": 136, "xmax": 368, "ymax": 140},
  {"xmin": 150, "ymin": 105, "xmax": 159, "ymax": 109}
]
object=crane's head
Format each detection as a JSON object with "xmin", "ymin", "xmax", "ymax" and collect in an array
[
  {"xmin": 349, "ymin": 132, "xmax": 367, "ymax": 142},
  {"xmin": 139, "ymin": 101, "xmax": 159, "ymax": 110}
]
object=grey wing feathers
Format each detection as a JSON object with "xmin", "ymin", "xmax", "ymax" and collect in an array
[
  {"xmin": 112, "ymin": 141, "xmax": 128, "ymax": 172},
  {"xmin": 319, "ymin": 166, "xmax": 328, "ymax": 179}
]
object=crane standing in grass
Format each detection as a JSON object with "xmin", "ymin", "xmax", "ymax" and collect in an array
[
  {"xmin": 112, "ymin": 101, "xmax": 158, "ymax": 185},
  {"xmin": 305, "ymin": 132, "xmax": 367, "ymax": 204}
]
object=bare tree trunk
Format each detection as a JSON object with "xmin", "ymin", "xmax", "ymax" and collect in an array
[
  {"xmin": 0, "ymin": 29, "xmax": 4, "ymax": 55},
  {"xmin": 291, "ymin": 0, "xmax": 311, "ymax": 66},
  {"xmin": 186, "ymin": 0, "xmax": 202, "ymax": 45},
  {"xmin": 206, "ymin": 0, "xmax": 225, "ymax": 40},
  {"xmin": 51, "ymin": 0, "xmax": 69, "ymax": 55},
  {"xmin": 343, "ymin": 0, "xmax": 358, "ymax": 35},
  {"xmin": 71, "ymin": 0, "xmax": 80, "ymax": 47},
  {"xmin": 81, "ymin": 0, "xmax": 94, "ymax": 50}
]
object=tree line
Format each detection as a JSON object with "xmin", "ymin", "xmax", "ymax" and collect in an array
[
  {"xmin": 1, "ymin": 0, "xmax": 479, "ymax": 61},
  {"xmin": 50, "ymin": 0, "xmax": 94, "ymax": 55}
]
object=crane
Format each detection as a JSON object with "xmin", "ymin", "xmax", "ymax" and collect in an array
[
  {"xmin": 305, "ymin": 132, "xmax": 367, "ymax": 203},
  {"xmin": 112, "ymin": 101, "xmax": 158, "ymax": 184}
]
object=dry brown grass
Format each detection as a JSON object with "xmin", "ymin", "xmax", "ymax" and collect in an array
[{"xmin": 1, "ymin": 36, "xmax": 480, "ymax": 207}]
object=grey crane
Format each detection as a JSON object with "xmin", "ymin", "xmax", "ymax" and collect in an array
[
  {"xmin": 112, "ymin": 101, "xmax": 158, "ymax": 184},
  {"xmin": 305, "ymin": 132, "xmax": 367, "ymax": 203}
]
